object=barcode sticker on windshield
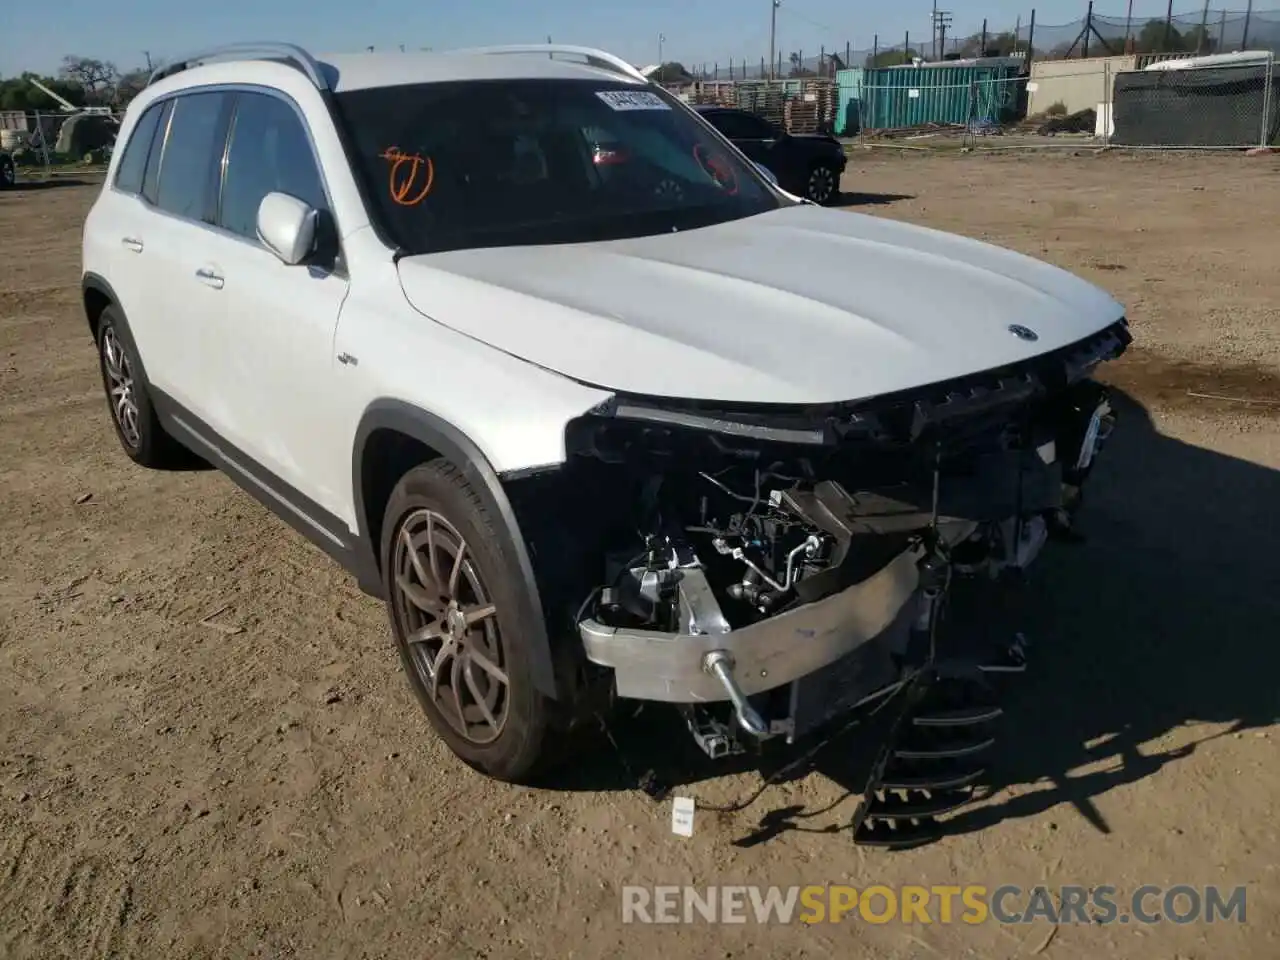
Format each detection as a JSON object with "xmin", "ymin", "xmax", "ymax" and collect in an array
[{"xmin": 596, "ymin": 90, "xmax": 671, "ymax": 111}]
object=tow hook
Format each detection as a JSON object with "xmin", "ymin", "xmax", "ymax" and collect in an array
[{"xmin": 702, "ymin": 650, "xmax": 769, "ymax": 737}]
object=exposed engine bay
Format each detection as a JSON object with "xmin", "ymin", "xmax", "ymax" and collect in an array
[{"xmin": 506, "ymin": 320, "xmax": 1129, "ymax": 791}]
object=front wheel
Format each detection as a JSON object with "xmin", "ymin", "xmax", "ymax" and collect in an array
[
  {"xmin": 805, "ymin": 161, "xmax": 841, "ymax": 205},
  {"xmin": 381, "ymin": 461, "xmax": 556, "ymax": 783},
  {"xmin": 0, "ymin": 155, "xmax": 15, "ymax": 190}
]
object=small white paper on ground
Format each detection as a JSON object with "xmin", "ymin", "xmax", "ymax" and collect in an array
[
  {"xmin": 596, "ymin": 90, "xmax": 671, "ymax": 111},
  {"xmin": 671, "ymin": 796, "xmax": 695, "ymax": 837}
]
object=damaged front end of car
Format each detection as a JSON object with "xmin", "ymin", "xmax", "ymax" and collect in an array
[{"xmin": 507, "ymin": 319, "xmax": 1130, "ymax": 847}]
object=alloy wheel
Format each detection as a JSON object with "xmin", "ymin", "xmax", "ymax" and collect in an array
[
  {"xmin": 391, "ymin": 508, "xmax": 510, "ymax": 744},
  {"xmin": 0, "ymin": 161, "xmax": 14, "ymax": 188},
  {"xmin": 101, "ymin": 326, "xmax": 140, "ymax": 448},
  {"xmin": 807, "ymin": 166, "xmax": 837, "ymax": 204}
]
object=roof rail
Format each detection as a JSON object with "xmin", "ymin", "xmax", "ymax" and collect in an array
[
  {"xmin": 441, "ymin": 44, "xmax": 650, "ymax": 84},
  {"xmin": 147, "ymin": 42, "xmax": 328, "ymax": 91}
]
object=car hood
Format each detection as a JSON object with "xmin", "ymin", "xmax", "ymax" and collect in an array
[{"xmin": 396, "ymin": 205, "xmax": 1125, "ymax": 405}]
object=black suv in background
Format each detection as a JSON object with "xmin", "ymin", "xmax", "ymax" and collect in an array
[{"xmin": 694, "ymin": 105, "xmax": 846, "ymax": 205}]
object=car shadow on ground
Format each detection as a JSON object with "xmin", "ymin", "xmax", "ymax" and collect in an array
[
  {"xmin": 5, "ymin": 177, "xmax": 95, "ymax": 192},
  {"xmin": 545, "ymin": 389, "xmax": 1280, "ymax": 847},
  {"xmin": 835, "ymin": 191, "xmax": 915, "ymax": 207}
]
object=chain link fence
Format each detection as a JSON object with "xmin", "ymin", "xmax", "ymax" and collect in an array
[
  {"xmin": 1, "ymin": 109, "xmax": 121, "ymax": 183},
  {"xmin": 850, "ymin": 53, "xmax": 1277, "ymax": 150},
  {"xmin": 678, "ymin": 6, "xmax": 1280, "ymax": 82}
]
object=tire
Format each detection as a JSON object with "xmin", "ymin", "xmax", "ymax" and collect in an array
[
  {"xmin": 805, "ymin": 161, "xmax": 840, "ymax": 205},
  {"xmin": 95, "ymin": 305, "xmax": 188, "ymax": 468},
  {"xmin": 380, "ymin": 460, "xmax": 556, "ymax": 783},
  {"xmin": 0, "ymin": 155, "xmax": 15, "ymax": 190}
]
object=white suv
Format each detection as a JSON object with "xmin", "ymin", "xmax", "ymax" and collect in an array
[{"xmin": 82, "ymin": 42, "xmax": 1127, "ymax": 838}]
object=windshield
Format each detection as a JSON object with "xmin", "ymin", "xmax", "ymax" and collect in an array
[{"xmin": 334, "ymin": 79, "xmax": 784, "ymax": 254}]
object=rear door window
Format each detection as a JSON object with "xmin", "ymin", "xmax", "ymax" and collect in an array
[{"xmin": 154, "ymin": 92, "xmax": 230, "ymax": 223}]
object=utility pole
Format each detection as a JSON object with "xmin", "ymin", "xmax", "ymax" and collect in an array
[
  {"xmin": 932, "ymin": 0, "xmax": 938, "ymax": 60},
  {"xmin": 769, "ymin": 0, "xmax": 781, "ymax": 80},
  {"xmin": 658, "ymin": 33, "xmax": 665, "ymax": 68},
  {"xmin": 931, "ymin": 10, "xmax": 952, "ymax": 60},
  {"xmin": 142, "ymin": 50, "xmax": 153, "ymax": 72}
]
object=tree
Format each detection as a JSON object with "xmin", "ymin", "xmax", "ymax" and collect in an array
[
  {"xmin": 1182, "ymin": 25, "xmax": 1218, "ymax": 54},
  {"xmin": 115, "ymin": 69, "xmax": 150, "ymax": 106},
  {"xmin": 1131, "ymin": 19, "xmax": 1208, "ymax": 54},
  {"xmin": 0, "ymin": 72, "xmax": 85, "ymax": 111},
  {"xmin": 956, "ymin": 30, "xmax": 1024, "ymax": 58},
  {"xmin": 59, "ymin": 56, "xmax": 117, "ymax": 104},
  {"xmin": 787, "ymin": 53, "xmax": 816, "ymax": 78},
  {"xmin": 650, "ymin": 61, "xmax": 692, "ymax": 83},
  {"xmin": 866, "ymin": 48, "xmax": 918, "ymax": 68}
]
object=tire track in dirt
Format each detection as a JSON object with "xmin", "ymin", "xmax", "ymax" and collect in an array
[{"xmin": 0, "ymin": 829, "xmax": 139, "ymax": 960}]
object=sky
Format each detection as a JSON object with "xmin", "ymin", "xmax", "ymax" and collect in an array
[{"xmin": 0, "ymin": 0, "xmax": 1261, "ymax": 77}]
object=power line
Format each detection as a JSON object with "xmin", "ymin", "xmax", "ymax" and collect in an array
[
  {"xmin": 931, "ymin": 9, "xmax": 953, "ymax": 59},
  {"xmin": 778, "ymin": 3, "xmax": 835, "ymax": 33}
]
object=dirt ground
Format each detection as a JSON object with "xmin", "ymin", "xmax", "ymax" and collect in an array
[{"xmin": 2, "ymin": 152, "xmax": 1278, "ymax": 960}]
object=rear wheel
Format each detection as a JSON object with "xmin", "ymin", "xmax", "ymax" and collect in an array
[
  {"xmin": 381, "ymin": 461, "xmax": 556, "ymax": 783},
  {"xmin": 805, "ymin": 161, "xmax": 840, "ymax": 205},
  {"xmin": 95, "ymin": 306, "xmax": 188, "ymax": 468},
  {"xmin": 0, "ymin": 155, "xmax": 15, "ymax": 190}
]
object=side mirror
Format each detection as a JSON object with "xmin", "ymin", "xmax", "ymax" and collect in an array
[
  {"xmin": 257, "ymin": 191, "xmax": 318, "ymax": 266},
  {"xmin": 754, "ymin": 163, "xmax": 779, "ymax": 187}
]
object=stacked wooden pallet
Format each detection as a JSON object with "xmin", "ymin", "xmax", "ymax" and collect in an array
[{"xmin": 673, "ymin": 79, "xmax": 839, "ymax": 134}]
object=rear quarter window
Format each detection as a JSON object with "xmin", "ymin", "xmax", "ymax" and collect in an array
[{"xmin": 113, "ymin": 102, "xmax": 164, "ymax": 195}]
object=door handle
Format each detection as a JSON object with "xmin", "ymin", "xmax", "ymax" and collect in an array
[
  {"xmin": 195, "ymin": 267, "xmax": 225, "ymax": 290},
  {"xmin": 120, "ymin": 237, "xmax": 144, "ymax": 253}
]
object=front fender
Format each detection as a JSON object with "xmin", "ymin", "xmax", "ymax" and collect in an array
[{"xmin": 351, "ymin": 399, "xmax": 562, "ymax": 699}]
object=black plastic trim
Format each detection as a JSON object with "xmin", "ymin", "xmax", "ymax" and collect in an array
[
  {"xmin": 149, "ymin": 388, "xmax": 382, "ymax": 597},
  {"xmin": 584, "ymin": 318, "xmax": 1132, "ymax": 446},
  {"xmin": 81, "ymin": 272, "xmax": 120, "ymax": 335},
  {"xmin": 318, "ymin": 88, "xmax": 404, "ymax": 255},
  {"xmin": 351, "ymin": 399, "xmax": 560, "ymax": 699}
]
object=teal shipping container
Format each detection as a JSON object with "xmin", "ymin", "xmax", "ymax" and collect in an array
[
  {"xmin": 859, "ymin": 60, "xmax": 1024, "ymax": 131},
  {"xmin": 834, "ymin": 67, "xmax": 864, "ymax": 135}
]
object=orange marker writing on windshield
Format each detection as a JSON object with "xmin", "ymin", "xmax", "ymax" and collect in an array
[{"xmin": 381, "ymin": 146, "xmax": 434, "ymax": 206}]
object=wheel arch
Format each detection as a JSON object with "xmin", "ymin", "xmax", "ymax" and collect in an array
[
  {"xmin": 80, "ymin": 277, "xmax": 158, "ymax": 390},
  {"xmin": 352, "ymin": 399, "xmax": 561, "ymax": 699},
  {"xmin": 82, "ymin": 272, "xmax": 118, "ymax": 340}
]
